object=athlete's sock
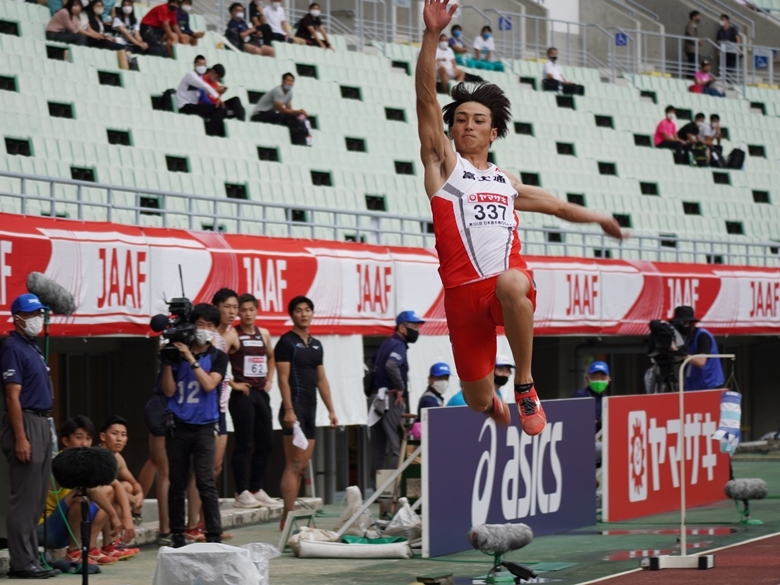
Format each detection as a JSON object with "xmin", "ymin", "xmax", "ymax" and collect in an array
[{"xmin": 515, "ymin": 382, "xmax": 534, "ymax": 395}]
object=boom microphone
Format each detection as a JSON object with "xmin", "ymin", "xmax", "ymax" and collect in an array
[
  {"xmin": 52, "ymin": 447, "xmax": 118, "ymax": 489},
  {"xmin": 469, "ymin": 523, "xmax": 533, "ymax": 554},
  {"xmin": 26, "ymin": 272, "xmax": 76, "ymax": 316},
  {"xmin": 725, "ymin": 478, "xmax": 768, "ymax": 501}
]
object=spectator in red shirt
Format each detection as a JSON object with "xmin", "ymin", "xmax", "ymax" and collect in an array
[
  {"xmin": 140, "ymin": 0, "xmax": 181, "ymax": 57},
  {"xmin": 198, "ymin": 63, "xmax": 246, "ymax": 124}
]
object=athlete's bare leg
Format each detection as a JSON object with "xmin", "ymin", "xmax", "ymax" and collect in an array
[
  {"xmin": 462, "ymin": 376, "xmax": 494, "ymax": 412},
  {"xmin": 496, "ymin": 270, "xmax": 534, "ymax": 384},
  {"xmin": 280, "ymin": 436, "xmax": 315, "ymax": 525}
]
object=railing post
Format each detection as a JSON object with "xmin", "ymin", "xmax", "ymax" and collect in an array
[
  {"xmin": 49, "ymin": 179, "xmax": 55, "ymax": 218},
  {"xmin": 107, "ymin": 188, "xmax": 114, "ymax": 223},
  {"xmin": 77, "ymin": 184, "xmax": 83, "ymax": 220}
]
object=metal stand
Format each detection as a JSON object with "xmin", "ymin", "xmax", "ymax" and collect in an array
[
  {"xmin": 79, "ymin": 488, "xmax": 91, "ymax": 584},
  {"xmin": 644, "ymin": 353, "xmax": 735, "ymax": 571}
]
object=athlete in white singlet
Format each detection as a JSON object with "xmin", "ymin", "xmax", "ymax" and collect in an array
[{"xmin": 417, "ymin": 0, "xmax": 626, "ymax": 435}]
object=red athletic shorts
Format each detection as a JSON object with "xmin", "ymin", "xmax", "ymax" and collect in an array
[{"xmin": 444, "ymin": 269, "xmax": 536, "ymax": 382}]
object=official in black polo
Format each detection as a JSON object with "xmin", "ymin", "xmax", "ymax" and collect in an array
[{"xmin": 1, "ymin": 293, "xmax": 58, "ymax": 579}]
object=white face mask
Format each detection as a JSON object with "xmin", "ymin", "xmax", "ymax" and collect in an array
[
  {"xmin": 235, "ymin": 11, "xmax": 244, "ymax": 19},
  {"xmin": 94, "ymin": 6, "xmax": 103, "ymax": 15},
  {"xmin": 667, "ymin": 113, "xmax": 676, "ymax": 121},
  {"xmin": 182, "ymin": 4, "xmax": 192, "ymax": 12},
  {"xmin": 310, "ymin": 9, "xmax": 320, "ymax": 17},
  {"xmin": 696, "ymin": 121, "xmax": 704, "ymax": 127},
  {"xmin": 195, "ymin": 64, "xmax": 207, "ymax": 75},
  {"xmin": 282, "ymin": 83, "xmax": 293, "ymax": 91},
  {"xmin": 721, "ymin": 20, "xmax": 727, "ymax": 26},
  {"xmin": 438, "ymin": 41, "xmax": 448, "ymax": 50},
  {"xmin": 122, "ymin": 5, "xmax": 132, "ymax": 13},
  {"xmin": 81, "ymin": 0, "xmax": 89, "ymax": 6},
  {"xmin": 195, "ymin": 329, "xmax": 214, "ymax": 346},
  {"xmin": 18, "ymin": 315, "xmax": 44, "ymax": 337},
  {"xmin": 431, "ymin": 380, "xmax": 449, "ymax": 395}
]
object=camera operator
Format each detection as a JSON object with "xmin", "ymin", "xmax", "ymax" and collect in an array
[
  {"xmin": 160, "ymin": 303, "xmax": 227, "ymax": 548},
  {"xmin": 671, "ymin": 306, "xmax": 725, "ymax": 390}
]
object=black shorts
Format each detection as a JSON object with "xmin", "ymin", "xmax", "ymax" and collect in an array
[
  {"xmin": 144, "ymin": 394, "xmax": 168, "ymax": 437},
  {"xmin": 279, "ymin": 402, "xmax": 316, "ymax": 440}
]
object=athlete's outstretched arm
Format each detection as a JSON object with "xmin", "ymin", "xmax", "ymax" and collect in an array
[
  {"xmin": 416, "ymin": 0, "xmax": 458, "ymax": 196},
  {"xmin": 507, "ymin": 172, "xmax": 626, "ymax": 240}
]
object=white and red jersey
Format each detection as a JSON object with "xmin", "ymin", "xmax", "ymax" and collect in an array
[{"xmin": 431, "ymin": 153, "xmax": 526, "ymax": 289}]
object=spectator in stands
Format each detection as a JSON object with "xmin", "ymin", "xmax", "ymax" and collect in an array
[
  {"xmin": 84, "ymin": 0, "xmax": 132, "ymax": 68},
  {"xmin": 251, "ymin": 72, "xmax": 312, "ymax": 146},
  {"xmin": 176, "ymin": 0, "xmax": 205, "ymax": 46},
  {"xmin": 101, "ymin": 0, "xmax": 116, "ymax": 26},
  {"xmin": 693, "ymin": 59, "xmax": 726, "ymax": 96},
  {"xmin": 46, "ymin": 0, "xmax": 87, "ymax": 45},
  {"xmin": 249, "ymin": 0, "xmax": 274, "ymax": 44},
  {"xmin": 701, "ymin": 113, "xmax": 724, "ymax": 165},
  {"xmin": 448, "ymin": 24, "xmax": 468, "ymax": 62},
  {"xmin": 225, "ymin": 2, "xmax": 275, "ymax": 56},
  {"xmin": 175, "ymin": 55, "xmax": 231, "ymax": 137},
  {"xmin": 262, "ymin": 0, "xmax": 303, "ymax": 44},
  {"xmin": 573, "ymin": 361, "xmax": 610, "ymax": 432},
  {"xmin": 715, "ymin": 14, "xmax": 741, "ymax": 75},
  {"xmin": 678, "ymin": 112, "xmax": 708, "ymax": 166},
  {"xmin": 435, "ymin": 33, "xmax": 465, "ymax": 92},
  {"xmin": 198, "ymin": 64, "xmax": 246, "ymax": 125},
  {"xmin": 112, "ymin": 0, "xmax": 148, "ymax": 53},
  {"xmin": 542, "ymin": 47, "xmax": 585, "ymax": 95},
  {"xmin": 654, "ymin": 106, "xmax": 688, "ymax": 164},
  {"xmin": 473, "ymin": 25, "xmax": 494, "ymax": 62},
  {"xmin": 140, "ymin": 0, "xmax": 181, "ymax": 58},
  {"xmin": 294, "ymin": 3, "xmax": 332, "ymax": 49},
  {"xmin": 683, "ymin": 10, "xmax": 702, "ymax": 75}
]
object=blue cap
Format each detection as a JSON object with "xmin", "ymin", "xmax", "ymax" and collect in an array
[
  {"xmin": 11, "ymin": 293, "xmax": 47, "ymax": 315},
  {"xmin": 429, "ymin": 362, "xmax": 451, "ymax": 377},
  {"xmin": 396, "ymin": 310, "xmax": 425, "ymax": 325},
  {"xmin": 588, "ymin": 361, "xmax": 610, "ymax": 376}
]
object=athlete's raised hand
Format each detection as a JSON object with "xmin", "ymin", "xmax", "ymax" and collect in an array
[
  {"xmin": 599, "ymin": 216, "xmax": 628, "ymax": 240},
  {"xmin": 423, "ymin": 0, "xmax": 458, "ymax": 34}
]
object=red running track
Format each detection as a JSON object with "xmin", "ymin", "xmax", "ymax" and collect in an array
[{"xmin": 591, "ymin": 533, "xmax": 780, "ymax": 585}]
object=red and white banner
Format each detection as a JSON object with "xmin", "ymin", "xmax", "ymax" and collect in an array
[
  {"xmin": 602, "ymin": 390, "xmax": 730, "ymax": 522},
  {"xmin": 1, "ymin": 213, "xmax": 779, "ymax": 337}
]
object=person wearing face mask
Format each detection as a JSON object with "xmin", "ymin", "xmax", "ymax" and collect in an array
[
  {"xmin": 715, "ymin": 14, "xmax": 741, "ymax": 78},
  {"xmin": 226, "ymin": 1, "xmax": 275, "ymax": 56},
  {"xmin": 492, "ymin": 354, "xmax": 514, "ymax": 401},
  {"xmin": 408, "ymin": 363, "xmax": 450, "ymax": 439},
  {"xmin": 140, "ymin": 0, "xmax": 182, "ymax": 57},
  {"xmin": 175, "ymin": 56, "xmax": 230, "ymax": 136},
  {"xmin": 175, "ymin": 0, "xmax": 205, "ymax": 46},
  {"xmin": 654, "ymin": 105, "xmax": 688, "ymax": 164},
  {"xmin": 448, "ymin": 24, "xmax": 468, "ymax": 62},
  {"xmin": 671, "ymin": 306, "xmax": 725, "ymax": 391},
  {"xmin": 82, "ymin": 0, "xmax": 131, "ymax": 69},
  {"xmin": 112, "ymin": 0, "xmax": 149, "ymax": 52},
  {"xmin": 701, "ymin": 114, "xmax": 724, "ymax": 166},
  {"xmin": 683, "ymin": 11, "xmax": 703, "ymax": 76},
  {"xmin": 435, "ymin": 33, "xmax": 465, "ymax": 92},
  {"xmin": 573, "ymin": 361, "xmax": 611, "ymax": 432},
  {"xmin": 542, "ymin": 47, "xmax": 585, "ymax": 96},
  {"xmin": 160, "ymin": 303, "xmax": 228, "ymax": 548},
  {"xmin": 46, "ymin": 0, "xmax": 88, "ymax": 45},
  {"xmin": 251, "ymin": 72, "xmax": 312, "ymax": 145},
  {"xmin": 472, "ymin": 25, "xmax": 494, "ymax": 62},
  {"xmin": 262, "ymin": 0, "xmax": 304, "ymax": 44},
  {"xmin": 293, "ymin": 3, "xmax": 332, "ymax": 49},
  {"xmin": 677, "ymin": 112, "xmax": 709, "ymax": 166},
  {"xmin": 368, "ymin": 310, "xmax": 424, "ymax": 489},
  {"xmin": 1, "ymin": 294, "xmax": 59, "ymax": 579}
]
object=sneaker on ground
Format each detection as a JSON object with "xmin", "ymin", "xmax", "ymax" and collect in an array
[
  {"xmin": 102, "ymin": 541, "xmax": 140, "ymax": 560},
  {"xmin": 157, "ymin": 532, "xmax": 173, "ymax": 546},
  {"xmin": 171, "ymin": 533, "xmax": 187, "ymax": 549},
  {"xmin": 515, "ymin": 384, "xmax": 546, "ymax": 436},
  {"xmin": 485, "ymin": 393, "xmax": 510, "ymax": 426},
  {"xmin": 253, "ymin": 489, "xmax": 281, "ymax": 506},
  {"xmin": 234, "ymin": 490, "xmax": 263, "ymax": 508},
  {"xmin": 65, "ymin": 548, "xmax": 98, "ymax": 565},
  {"xmin": 184, "ymin": 527, "xmax": 206, "ymax": 543},
  {"xmin": 89, "ymin": 548, "xmax": 119, "ymax": 565}
]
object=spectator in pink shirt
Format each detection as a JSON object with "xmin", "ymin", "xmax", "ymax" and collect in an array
[
  {"xmin": 693, "ymin": 59, "xmax": 725, "ymax": 97},
  {"xmin": 45, "ymin": 0, "xmax": 86, "ymax": 45},
  {"xmin": 654, "ymin": 105, "xmax": 688, "ymax": 164}
]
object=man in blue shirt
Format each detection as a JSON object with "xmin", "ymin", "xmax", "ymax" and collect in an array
[
  {"xmin": 573, "ymin": 361, "xmax": 610, "ymax": 432},
  {"xmin": 1, "ymin": 293, "xmax": 59, "ymax": 579},
  {"xmin": 160, "ymin": 303, "xmax": 228, "ymax": 548},
  {"xmin": 672, "ymin": 306, "xmax": 725, "ymax": 390},
  {"xmin": 368, "ymin": 310, "xmax": 424, "ymax": 487}
]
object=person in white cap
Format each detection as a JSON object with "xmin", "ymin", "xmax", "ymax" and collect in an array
[{"xmin": 493, "ymin": 354, "xmax": 514, "ymax": 402}]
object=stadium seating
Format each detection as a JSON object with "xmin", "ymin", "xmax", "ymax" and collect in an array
[{"xmin": 1, "ymin": 0, "xmax": 780, "ymax": 259}]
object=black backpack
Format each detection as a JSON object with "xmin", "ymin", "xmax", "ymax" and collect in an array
[{"xmin": 727, "ymin": 148, "xmax": 745, "ymax": 170}]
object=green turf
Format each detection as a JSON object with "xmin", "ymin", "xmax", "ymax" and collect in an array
[{"xmin": 76, "ymin": 459, "xmax": 780, "ymax": 585}]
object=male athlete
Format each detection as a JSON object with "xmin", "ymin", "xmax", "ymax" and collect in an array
[{"xmin": 417, "ymin": 0, "xmax": 626, "ymax": 435}]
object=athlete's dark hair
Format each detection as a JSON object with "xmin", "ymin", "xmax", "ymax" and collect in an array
[
  {"xmin": 238, "ymin": 293, "xmax": 258, "ymax": 308},
  {"xmin": 212, "ymin": 287, "xmax": 238, "ymax": 306},
  {"xmin": 442, "ymin": 82, "xmax": 511, "ymax": 139},
  {"xmin": 189, "ymin": 303, "xmax": 221, "ymax": 328},
  {"xmin": 100, "ymin": 415, "xmax": 129, "ymax": 435},
  {"xmin": 288, "ymin": 295, "xmax": 314, "ymax": 316},
  {"xmin": 60, "ymin": 415, "xmax": 95, "ymax": 440}
]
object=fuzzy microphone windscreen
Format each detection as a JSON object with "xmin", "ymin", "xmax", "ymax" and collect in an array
[
  {"xmin": 725, "ymin": 478, "xmax": 768, "ymax": 501},
  {"xmin": 26, "ymin": 272, "xmax": 76, "ymax": 316},
  {"xmin": 52, "ymin": 447, "xmax": 118, "ymax": 489},
  {"xmin": 469, "ymin": 523, "xmax": 533, "ymax": 554}
]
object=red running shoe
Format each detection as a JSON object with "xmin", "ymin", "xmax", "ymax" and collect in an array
[
  {"xmin": 102, "ymin": 541, "xmax": 140, "ymax": 560},
  {"xmin": 65, "ymin": 548, "xmax": 98, "ymax": 565},
  {"xmin": 485, "ymin": 393, "xmax": 510, "ymax": 426},
  {"xmin": 185, "ymin": 527, "xmax": 206, "ymax": 543},
  {"xmin": 515, "ymin": 384, "xmax": 546, "ymax": 436}
]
